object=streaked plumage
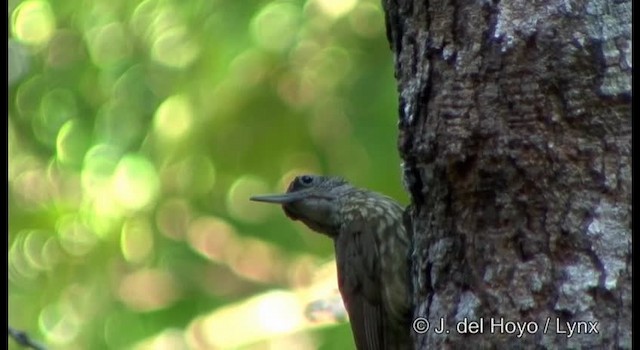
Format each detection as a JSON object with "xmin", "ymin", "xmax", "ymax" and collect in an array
[{"xmin": 251, "ymin": 175, "xmax": 411, "ymax": 349}]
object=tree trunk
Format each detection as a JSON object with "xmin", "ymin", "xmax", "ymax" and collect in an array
[{"xmin": 382, "ymin": 0, "xmax": 631, "ymax": 348}]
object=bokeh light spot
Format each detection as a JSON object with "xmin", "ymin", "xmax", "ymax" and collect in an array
[
  {"xmin": 9, "ymin": 231, "xmax": 40, "ymax": 282},
  {"xmin": 256, "ymin": 291, "xmax": 303, "ymax": 333},
  {"xmin": 56, "ymin": 214, "xmax": 98, "ymax": 256},
  {"xmin": 152, "ymin": 26, "xmax": 200, "ymax": 68},
  {"xmin": 118, "ymin": 269, "xmax": 181, "ymax": 311},
  {"xmin": 23, "ymin": 230, "xmax": 51, "ymax": 271},
  {"xmin": 130, "ymin": 0, "xmax": 157, "ymax": 40},
  {"xmin": 251, "ymin": 2, "xmax": 300, "ymax": 52},
  {"xmin": 187, "ymin": 216, "xmax": 237, "ymax": 263},
  {"xmin": 112, "ymin": 154, "xmax": 161, "ymax": 211},
  {"xmin": 156, "ymin": 198, "xmax": 192, "ymax": 240},
  {"xmin": 132, "ymin": 328, "xmax": 188, "ymax": 350},
  {"xmin": 277, "ymin": 71, "xmax": 317, "ymax": 108},
  {"xmin": 154, "ymin": 94, "xmax": 194, "ymax": 140},
  {"xmin": 15, "ymin": 74, "xmax": 46, "ymax": 117},
  {"xmin": 121, "ymin": 217, "xmax": 154, "ymax": 264},
  {"xmin": 226, "ymin": 175, "xmax": 271, "ymax": 223},
  {"xmin": 11, "ymin": 167, "xmax": 51, "ymax": 210},
  {"xmin": 192, "ymin": 290, "xmax": 306, "ymax": 349},
  {"xmin": 39, "ymin": 301, "xmax": 81, "ymax": 345},
  {"xmin": 41, "ymin": 237, "xmax": 63, "ymax": 269},
  {"xmin": 307, "ymin": 46, "xmax": 352, "ymax": 88},
  {"xmin": 94, "ymin": 101, "xmax": 144, "ymax": 149},
  {"xmin": 46, "ymin": 30, "xmax": 84, "ymax": 68},
  {"xmin": 36, "ymin": 89, "xmax": 78, "ymax": 147},
  {"xmin": 312, "ymin": 0, "xmax": 357, "ymax": 18},
  {"xmin": 229, "ymin": 238, "xmax": 282, "ymax": 283},
  {"xmin": 56, "ymin": 119, "xmax": 91, "ymax": 166},
  {"xmin": 82, "ymin": 195, "xmax": 126, "ymax": 238},
  {"xmin": 349, "ymin": 3, "xmax": 384, "ymax": 38},
  {"xmin": 85, "ymin": 22, "xmax": 132, "ymax": 67},
  {"xmin": 11, "ymin": 0, "xmax": 56, "ymax": 46},
  {"xmin": 81, "ymin": 144, "xmax": 121, "ymax": 198},
  {"xmin": 229, "ymin": 49, "xmax": 267, "ymax": 88}
]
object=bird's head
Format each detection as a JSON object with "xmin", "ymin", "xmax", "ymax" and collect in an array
[{"xmin": 250, "ymin": 175, "xmax": 351, "ymax": 236}]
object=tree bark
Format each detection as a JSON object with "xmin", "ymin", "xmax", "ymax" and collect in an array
[{"xmin": 382, "ymin": 0, "xmax": 631, "ymax": 348}]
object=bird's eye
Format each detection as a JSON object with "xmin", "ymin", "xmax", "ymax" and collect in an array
[{"xmin": 299, "ymin": 175, "xmax": 314, "ymax": 185}]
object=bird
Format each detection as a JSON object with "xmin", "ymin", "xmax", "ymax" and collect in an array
[{"xmin": 250, "ymin": 174, "xmax": 412, "ymax": 350}]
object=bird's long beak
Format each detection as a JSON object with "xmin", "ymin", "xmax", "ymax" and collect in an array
[{"xmin": 250, "ymin": 191, "xmax": 310, "ymax": 204}]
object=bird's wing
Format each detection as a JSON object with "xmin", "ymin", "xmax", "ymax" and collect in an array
[{"xmin": 335, "ymin": 218, "xmax": 386, "ymax": 350}]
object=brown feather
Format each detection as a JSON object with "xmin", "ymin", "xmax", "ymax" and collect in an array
[{"xmin": 336, "ymin": 227, "xmax": 387, "ymax": 350}]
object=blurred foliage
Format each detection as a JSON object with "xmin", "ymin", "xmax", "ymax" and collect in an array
[{"xmin": 8, "ymin": 0, "xmax": 402, "ymax": 349}]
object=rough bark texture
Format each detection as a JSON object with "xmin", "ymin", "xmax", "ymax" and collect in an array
[{"xmin": 382, "ymin": 0, "xmax": 631, "ymax": 348}]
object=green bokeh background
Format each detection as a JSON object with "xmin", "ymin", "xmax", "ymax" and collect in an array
[{"xmin": 8, "ymin": 0, "xmax": 404, "ymax": 348}]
